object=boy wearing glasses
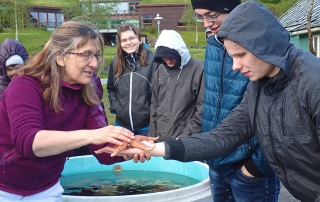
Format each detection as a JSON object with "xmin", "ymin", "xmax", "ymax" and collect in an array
[{"xmin": 191, "ymin": 0, "xmax": 280, "ymax": 201}]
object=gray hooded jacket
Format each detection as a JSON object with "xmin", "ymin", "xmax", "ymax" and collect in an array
[
  {"xmin": 148, "ymin": 30, "xmax": 204, "ymax": 141},
  {"xmin": 165, "ymin": 2, "xmax": 320, "ymax": 201}
]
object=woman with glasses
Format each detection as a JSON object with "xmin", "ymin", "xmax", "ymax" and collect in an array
[
  {"xmin": 0, "ymin": 21, "xmax": 134, "ymax": 201},
  {"xmin": 107, "ymin": 23, "xmax": 158, "ymax": 136}
]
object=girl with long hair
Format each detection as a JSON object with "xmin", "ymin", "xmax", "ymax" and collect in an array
[{"xmin": 107, "ymin": 23, "xmax": 158, "ymax": 136}]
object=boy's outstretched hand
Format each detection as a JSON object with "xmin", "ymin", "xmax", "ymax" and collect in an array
[{"xmin": 96, "ymin": 140, "xmax": 154, "ymax": 163}]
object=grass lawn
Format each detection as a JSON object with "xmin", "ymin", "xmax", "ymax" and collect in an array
[
  {"xmin": 0, "ymin": 29, "xmax": 52, "ymax": 55},
  {"xmin": 24, "ymin": 0, "xmax": 79, "ymax": 7},
  {"xmin": 102, "ymin": 84, "xmax": 116, "ymax": 125}
]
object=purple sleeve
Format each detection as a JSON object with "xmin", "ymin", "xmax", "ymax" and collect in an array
[
  {"xmin": 86, "ymin": 104, "xmax": 125, "ymax": 164},
  {"xmin": 3, "ymin": 76, "xmax": 43, "ymax": 158}
]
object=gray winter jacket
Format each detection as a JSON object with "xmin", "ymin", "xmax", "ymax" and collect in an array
[
  {"xmin": 148, "ymin": 30, "xmax": 204, "ymax": 141},
  {"xmin": 164, "ymin": 2, "xmax": 320, "ymax": 201}
]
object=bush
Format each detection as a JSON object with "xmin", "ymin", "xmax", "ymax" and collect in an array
[{"xmin": 145, "ymin": 25, "xmax": 157, "ymax": 34}]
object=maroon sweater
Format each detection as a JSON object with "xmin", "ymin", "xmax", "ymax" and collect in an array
[{"xmin": 0, "ymin": 76, "xmax": 123, "ymax": 196}]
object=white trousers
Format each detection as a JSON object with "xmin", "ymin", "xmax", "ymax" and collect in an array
[{"xmin": 0, "ymin": 180, "xmax": 64, "ymax": 202}]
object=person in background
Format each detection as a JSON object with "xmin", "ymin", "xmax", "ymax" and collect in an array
[
  {"xmin": 107, "ymin": 23, "xmax": 158, "ymax": 136},
  {"xmin": 191, "ymin": 0, "xmax": 280, "ymax": 201},
  {"xmin": 148, "ymin": 30, "xmax": 204, "ymax": 141},
  {"xmin": 106, "ymin": 2, "xmax": 320, "ymax": 201},
  {"xmin": 0, "ymin": 38, "xmax": 29, "ymax": 98},
  {"xmin": 0, "ymin": 21, "xmax": 134, "ymax": 201}
]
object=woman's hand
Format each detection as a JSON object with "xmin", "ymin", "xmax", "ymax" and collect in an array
[
  {"xmin": 95, "ymin": 140, "xmax": 153, "ymax": 156},
  {"xmin": 90, "ymin": 125, "xmax": 135, "ymax": 146}
]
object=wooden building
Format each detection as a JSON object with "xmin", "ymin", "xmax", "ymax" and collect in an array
[
  {"xmin": 30, "ymin": 6, "xmax": 63, "ymax": 29},
  {"xmin": 138, "ymin": 3, "xmax": 188, "ymax": 31}
]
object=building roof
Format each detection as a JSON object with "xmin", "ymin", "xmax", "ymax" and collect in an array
[{"xmin": 279, "ymin": 0, "xmax": 320, "ymax": 32}]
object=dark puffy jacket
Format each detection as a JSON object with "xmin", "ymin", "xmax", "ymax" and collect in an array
[
  {"xmin": 203, "ymin": 35, "xmax": 272, "ymax": 176},
  {"xmin": 107, "ymin": 50, "xmax": 158, "ymax": 130},
  {"xmin": 0, "ymin": 38, "xmax": 29, "ymax": 97}
]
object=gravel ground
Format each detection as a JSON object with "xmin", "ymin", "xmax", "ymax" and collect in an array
[{"xmin": 279, "ymin": 183, "xmax": 300, "ymax": 202}]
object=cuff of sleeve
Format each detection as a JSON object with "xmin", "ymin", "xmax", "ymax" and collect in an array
[
  {"xmin": 164, "ymin": 139, "xmax": 185, "ymax": 161},
  {"xmin": 244, "ymin": 159, "xmax": 263, "ymax": 177}
]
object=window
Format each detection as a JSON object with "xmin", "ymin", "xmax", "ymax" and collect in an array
[
  {"xmin": 47, "ymin": 13, "xmax": 55, "ymax": 28},
  {"xmin": 29, "ymin": 11, "xmax": 64, "ymax": 28},
  {"xmin": 141, "ymin": 14, "xmax": 152, "ymax": 27},
  {"xmin": 39, "ymin": 12, "xmax": 46, "ymax": 23},
  {"xmin": 30, "ymin": 12, "xmax": 38, "ymax": 20},
  {"xmin": 56, "ymin": 14, "xmax": 63, "ymax": 23},
  {"xmin": 38, "ymin": 12, "xmax": 46, "ymax": 27},
  {"xmin": 129, "ymin": 2, "xmax": 138, "ymax": 14}
]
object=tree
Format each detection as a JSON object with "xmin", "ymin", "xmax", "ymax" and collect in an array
[
  {"xmin": 180, "ymin": 3, "xmax": 199, "ymax": 43},
  {"xmin": 307, "ymin": 0, "xmax": 316, "ymax": 56},
  {"xmin": 0, "ymin": 0, "xmax": 31, "ymax": 30},
  {"xmin": 61, "ymin": 0, "xmax": 121, "ymax": 29}
]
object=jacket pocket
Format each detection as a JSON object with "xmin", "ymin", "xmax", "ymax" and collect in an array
[{"xmin": 0, "ymin": 147, "xmax": 18, "ymax": 173}]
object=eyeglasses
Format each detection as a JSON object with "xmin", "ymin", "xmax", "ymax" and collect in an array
[
  {"xmin": 65, "ymin": 51, "xmax": 102, "ymax": 62},
  {"xmin": 193, "ymin": 13, "xmax": 221, "ymax": 22},
  {"xmin": 120, "ymin": 36, "xmax": 138, "ymax": 44}
]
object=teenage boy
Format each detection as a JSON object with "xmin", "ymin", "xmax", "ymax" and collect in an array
[{"xmin": 190, "ymin": 0, "xmax": 279, "ymax": 201}]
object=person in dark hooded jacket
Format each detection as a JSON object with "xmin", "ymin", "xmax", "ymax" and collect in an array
[
  {"xmin": 100, "ymin": 2, "xmax": 320, "ymax": 202},
  {"xmin": 0, "ymin": 38, "xmax": 29, "ymax": 98},
  {"xmin": 148, "ymin": 30, "xmax": 204, "ymax": 142}
]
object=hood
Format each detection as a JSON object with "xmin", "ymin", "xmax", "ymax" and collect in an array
[
  {"xmin": 0, "ymin": 38, "xmax": 29, "ymax": 97},
  {"xmin": 155, "ymin": 30, "xmax": 190, "ymax": 68},
  {"xmin": 217, "ymin": 1, "xmax": 292, "ymax": 73},
  {"xmin": 0, "ymin": 38, "xmax": 29, "ymax": 78}
]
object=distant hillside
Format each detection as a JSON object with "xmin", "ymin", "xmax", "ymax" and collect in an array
[
  {"xmin": 23, "ymin": 0, "xmax": 299, "ymax": 17},
  {"xmin": 262, "ymin": 0, "xmax": 299, "ymax": 17},
  {"xmin": 24, "ymin": 0, "xmax": 79, "ymax": 7}
]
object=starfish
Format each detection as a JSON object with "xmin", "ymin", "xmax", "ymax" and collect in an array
[{"xmin": 94, "ymin": 135, "xmax": 159, "ymax": 156}]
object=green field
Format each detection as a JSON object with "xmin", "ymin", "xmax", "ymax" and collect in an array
[
  {"xmin": 24, "ymin": 0, "xmax": 79, "ymax": 7},
  {"xmin": 0, "ymin": 29, "xmax": 52, "ymax": 55}
]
